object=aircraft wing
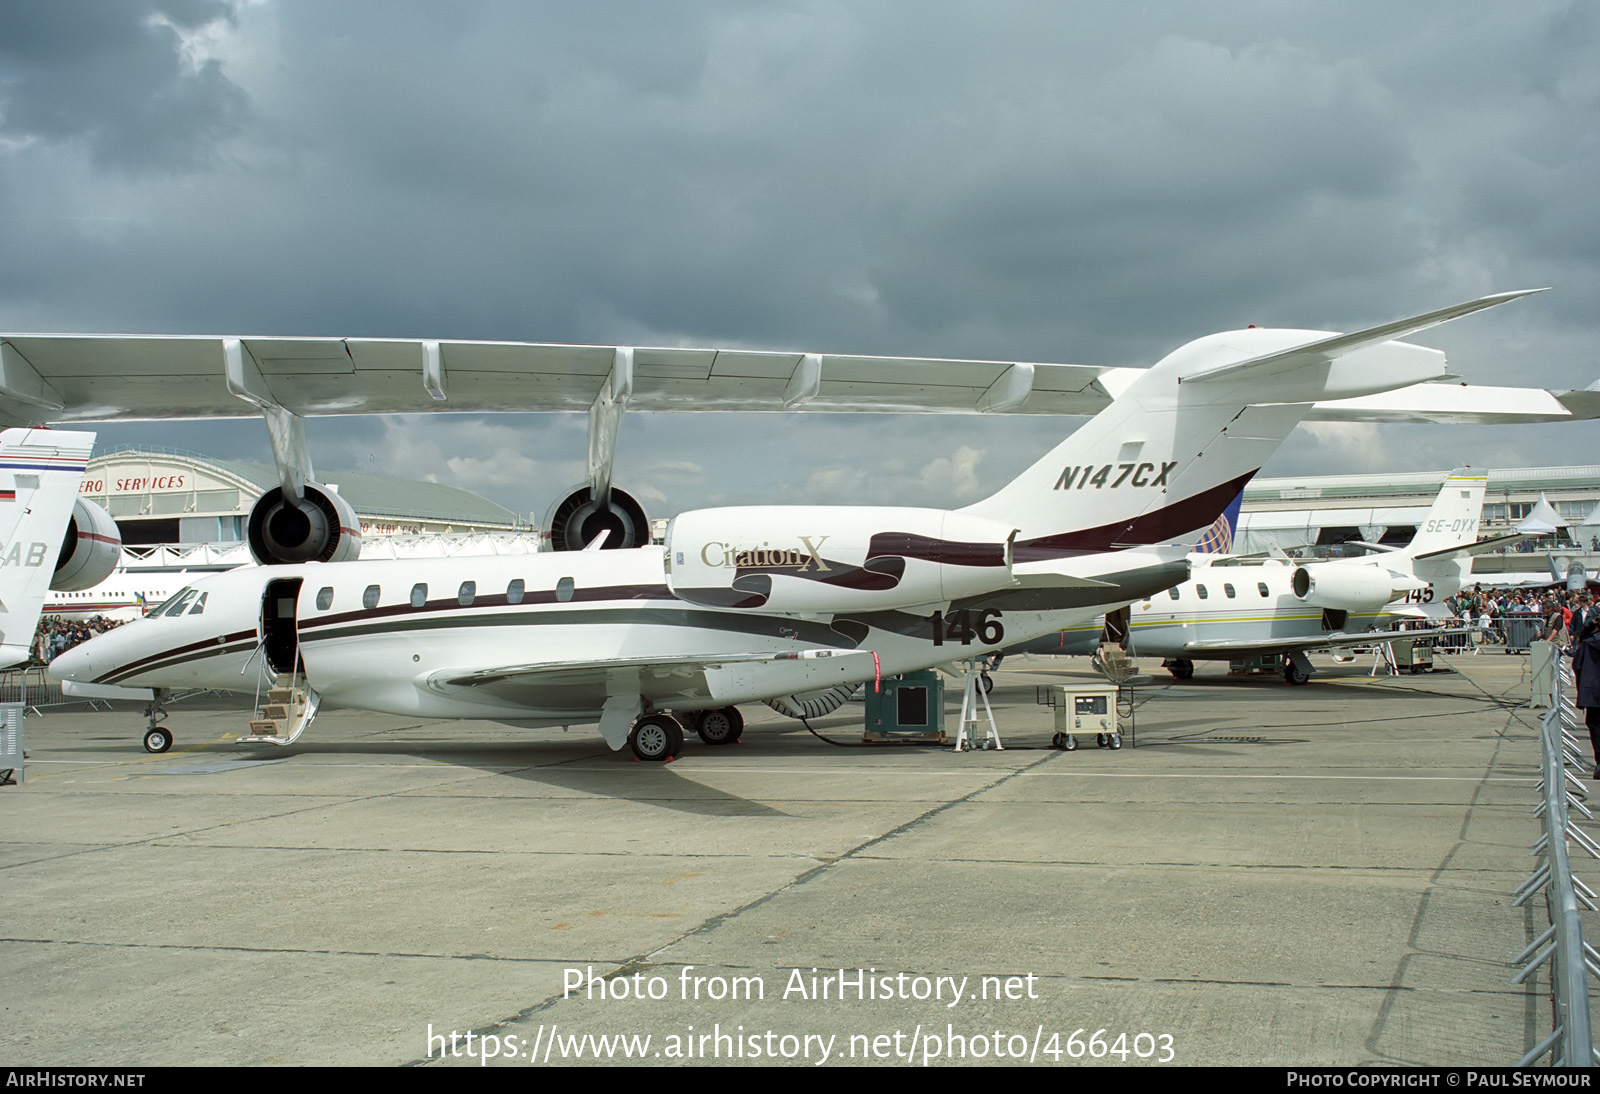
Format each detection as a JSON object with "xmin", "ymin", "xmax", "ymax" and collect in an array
[
  {"xmin": 428, "ymin": 649, "xmax": 873, "ymax": 715},
  {"xmin": 1180, "ymin": 625, "xmax": 1474, "ymax": 658},
  {"xmin": 1, "ymin": 332, "xmax": 1594, "ymax": 425}
]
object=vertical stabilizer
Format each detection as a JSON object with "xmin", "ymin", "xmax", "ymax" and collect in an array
[
  {"xmin": 1406, "ymin": 468, "xmax": 1487, "ymax": 555},
  {"xmin": 0, "ymin": 428, "xmax": 97, "ymax": 667},
  {"xmin": 960, "ymin": 292, "xmax": 1533, "ymax": 562}
]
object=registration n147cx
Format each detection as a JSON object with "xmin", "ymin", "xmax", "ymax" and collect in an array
[{"xmin": 50, "ymin": 291, "xmax": 1543, "ymax": 759}]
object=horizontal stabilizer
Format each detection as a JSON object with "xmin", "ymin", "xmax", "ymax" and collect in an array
[
  {"xmin": 1412, "ymin": 532, "xmax": 1531, "ymax": 561},
  {"xmin": 1185, "ymin": 289, "xmax": 1545, "ymax": 387}
]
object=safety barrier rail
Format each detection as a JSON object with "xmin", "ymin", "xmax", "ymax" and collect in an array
[
  {"xmin": 1511, "ymin": 655, "xmax": 1599, "ymax": 1065},
  {"xmin": 0, "ymin": 667, "xmax": 64, "ymax": 710}
]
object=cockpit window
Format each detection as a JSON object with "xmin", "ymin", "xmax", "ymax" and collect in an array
[
  {"xmin": 148, "ymin": 586, "xmax": 192, "ymax": 616},
  {"xmin": 188, "ymin": 592, "xmax": 208, "ymax": 615},
  {"xmin": 160, "ymin": 588, "xmax": 200, "ymax": 617}
]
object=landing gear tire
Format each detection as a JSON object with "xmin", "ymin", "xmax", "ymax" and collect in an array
[
  {"xmin": 143, "ymin": 727, "xmax": 172, "ymax": 754},
  {"xmin": 1284, "ymin": 662, "xmax": 1310, "ymax": 686},
  {"xmin": 695, "ymin": 706, "xmax": 743, "ymax": 746},
  {"xmin": 978, "ymin": 672, "xmax": 994, "ymax": 695},
  {"xmin": 1168, "ymin": 659, "xmax": 1194, "ymax": 681},
  {"xmin": 628, "ymin": 715, "xmax": 684, "ymax": 762}
]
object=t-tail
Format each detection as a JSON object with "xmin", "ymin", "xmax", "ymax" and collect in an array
[
  {"xmin": 960, "ymin": 290, "xmax": 1541, "ymax": 563},
  {"xmin": 0, "ymin": 428, "xmax": 98, "ymax": 667},
  {"xmin": 1291, "ymin": 468, "xmax": 1492, "ymax": 611}
]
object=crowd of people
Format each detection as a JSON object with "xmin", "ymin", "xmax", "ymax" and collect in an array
[
  {"xmin": 1445, "ymin": 586, "xmax": 1595, "ymax": 646},
  {"xmin": 30, "ymin": 616, "xmax": 126, "ymax": 666}
]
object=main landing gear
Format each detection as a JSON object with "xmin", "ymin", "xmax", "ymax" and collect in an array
[
  {"xmin": 625, "ymin": 706, "xmax": 748, "ymax": 760},
  {"xmin": 627, "ymin": 715, "xmax": 684, "ymax": 762},
  {"xmin": 687, "ymin": 706, "xmax": 744, "ymax": 746},
  {"xmin": 1283, "ymin": 661, "xmax": 1310, "ymax": 686}
]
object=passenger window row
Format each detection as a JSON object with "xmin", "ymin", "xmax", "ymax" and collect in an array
[
  {"xmin": 311, "ymin": 578, "xmax": 578, "ymax": 611},
  {"xmin": 1172, "ymin": 581, "xmax": 1274, "ymax": 602}
]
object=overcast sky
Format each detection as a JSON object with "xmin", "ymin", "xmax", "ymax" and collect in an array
[{"xmin": 2, "ymin": 1, "xmax": 1595, "ymax": 522}]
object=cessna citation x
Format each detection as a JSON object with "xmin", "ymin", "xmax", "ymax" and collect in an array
[
  {"xmin": 48, "ymin": 290, "xmax": 1556, "ymax": 758},
  {"xmin": 0, "ymin": 428, "xmax": 122, "ymax": 667},
  {"xmin": 1017, "ymin": 468, "xmax": 1504, "ymax": 684}
]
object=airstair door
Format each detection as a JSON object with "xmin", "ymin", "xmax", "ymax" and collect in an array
[{"xmin": 260, "ymin": 577, "xmax": 304, "ymax": 676}]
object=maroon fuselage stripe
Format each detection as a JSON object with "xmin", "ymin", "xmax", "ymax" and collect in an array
[{"xmin": 1013, "ymin": 471, "xmax": 1259, "ymax": 562}]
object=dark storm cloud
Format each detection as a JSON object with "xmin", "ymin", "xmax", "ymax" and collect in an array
[
  {"xmin": 0, "ymin": 1, "xmax": 249, "ymax": 172},
  {"xmin": 3, "ymin": 1, "xmax": 1597, "ymax": 514}
]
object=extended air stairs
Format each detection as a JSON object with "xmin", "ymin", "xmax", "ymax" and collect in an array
[
  {"xmin": 242, "ymin": 670, "xmax": 320, "ymax": 746},
  {"xmin": 1091, "ymin": 641, "xmax": 1138, "ymax": 684}
]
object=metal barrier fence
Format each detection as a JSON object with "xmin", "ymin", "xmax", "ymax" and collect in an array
[
  {"xmin": 1511, "ymin": 652, "xmax": 1599, "ymax": 1065},
  {"xmin": 0, "ymin": 667, "xmax": 64, "ymax": 710}
]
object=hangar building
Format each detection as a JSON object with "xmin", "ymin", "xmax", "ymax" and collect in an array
[
  {"xmin": 1239, "ymin": 465, "xmax": 1600, "ymax": 574},
  {"xmin": 81, "ymin": 447, "xmax": 530, "ymax": 549}
]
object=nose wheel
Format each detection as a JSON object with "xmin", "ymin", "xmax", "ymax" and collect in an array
[{"xmin": 142, "ymin": 691, "xmax": 172, "ymax": 753}]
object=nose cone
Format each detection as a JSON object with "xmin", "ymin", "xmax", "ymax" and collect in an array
[{"xmin": 48, "ymin": 639, "xmax": 100, "ymax": 684}]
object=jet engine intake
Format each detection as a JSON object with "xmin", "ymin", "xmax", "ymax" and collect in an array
[
  {"xmin": 52, "ymin": 498, "xmax": 122, "ymax": 591},
  {"xmin": 543, "ymin": 485, "xmax": 650, "ymax": 551},
  {"xmin": 665, "ymin": 506, "xmax": 1016, "ymax": 612},
  {"xmin": 247, "ymin": 483, "xmax": 362, "ymax": 565},
  {"xmin": 1291, "ymin": 563, "xmax": 1422, "ymax": 613}
]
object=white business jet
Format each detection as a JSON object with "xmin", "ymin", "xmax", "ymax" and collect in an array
[
  {"xmin": 1016, "ymin": 468, "xmax": 1511, "ymax": 683},
  {"xmin": 0, "ymin": 428, "xmax": 122, "ymax": 667},
  {"xmin": 49, "ymin": 292, "xmax": 1544, "ymax": 756}
]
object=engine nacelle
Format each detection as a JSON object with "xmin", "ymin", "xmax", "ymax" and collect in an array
[
  {"xmin": 247, "ymin": 483, "xmax": 362, "ymax": 565},
  {"xmin": 1291, "ymin": 562, "xmax": 1423, "ymax": 613},
  {"xmin": 52, "ymin": 498, "xmax": 122, "ymax": 591},
  {"xmin": 665, "ymin": 507, "xmax": 1016, "ymax": 612},
  {"xmin": 543, "ymin": 485, "xmax": 650, "ymax": 551}
]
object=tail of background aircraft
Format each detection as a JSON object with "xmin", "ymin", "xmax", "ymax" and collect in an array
[
  {"xmin": 1193, "ymin": 492, "xmax": 1243, "ymax": 555},
  {"xmin": 0, "ymin": 428, "xmax": 97, "ymax": 667},
  {"xmin": 1406, "ymin": 468, "xmax": 1487, "ymax": 555}
]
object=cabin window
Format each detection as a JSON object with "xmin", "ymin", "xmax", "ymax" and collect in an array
[
  {"xmin": 507, "ymin": 579, "xmax": 525, "ymax": 605},
  {"xmin": 458, "ymin": 581, "xmax": 476, "ymax": 606},
  {"xmin": 1224, "ymin": 584, "xmax": 1236, "ymax": 599},
  {"xmin": 1196, "ymin": 584, "xmax": 1209, "ymax": 600},
  {"xmin": 1257, "ymin": 582, "xmax": 1269, "ymax": 597},
  {"xmin": 1168, "ymin": 587, "xmax": 1181, "ymax": 600},
  {"xmin": 316, "ymin": 586, "xmax": 334, "ymax": 611},
  {"xmin": 363, "ymin": 585, "xmax": 380, "ymax": 610},
  {"xmin": 410, "ymin": 583, "xmax": 428, "ymax": 608},
  {"xmin": 556, "ymin": 577, "xmax": 575, "ymax": 603}
]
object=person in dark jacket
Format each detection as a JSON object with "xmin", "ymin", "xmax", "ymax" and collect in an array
[{"xmin": 1573, "ymin": 618, "xmax": 1600, "ymax": 780}]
